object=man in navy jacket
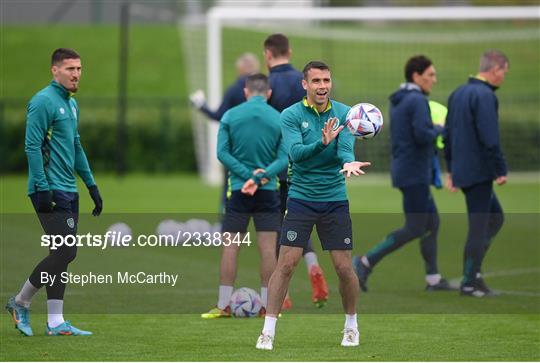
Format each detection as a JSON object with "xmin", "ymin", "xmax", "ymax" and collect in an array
[
  {"xmin": 444, "ymin": 50, "xmax": 509, "ymax": 297},
  {"xmin": 353, "ymin": 55, "xmax": 453, "ymax": 292},
  {"xmin": 189, "ymin": 53, "xmax": 260, "ymax": 121}
]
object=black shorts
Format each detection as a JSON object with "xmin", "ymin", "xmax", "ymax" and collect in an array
[
  {"xmin": 29, "ymin": 190, "xmax": 79, "ymax": 235},
  {"xmin": 280, "ymin": 197, "xmax": 353, "ymax": 251},
  {"xmin": 222, "ymin": 190, "xmax": 281, "ymax": 233}
]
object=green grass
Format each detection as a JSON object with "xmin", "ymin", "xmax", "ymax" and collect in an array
[
  {"xmin": 1, "ymin": 174, "xmax": 539, "ymax": 360},
  {"xmin": 2, "ymin": 314, "xmax": 538, "ymax": 361},
  {"xmin": 1, "ymin": 173, "xmax": 539, "ymax": 213}
]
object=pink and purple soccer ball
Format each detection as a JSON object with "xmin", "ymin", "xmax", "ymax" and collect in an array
[
  {"xmin": 230, "ymin": 287, "xmax": 262, "ymax": 317},
  {"xmin": 345, "ymin": 103, "xmax": 384, "ymax": 139}
]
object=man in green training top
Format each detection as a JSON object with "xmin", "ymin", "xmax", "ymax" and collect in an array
[
  {"xmin": 256, "ymin": 61, "xmax": 370, "ymax": 350},
  {"xmin": 5, "ymin": 48, "xmax": 102, "ymax": 337},
  {"xmin": 202, "ymin": 73, "xmax": 287, "ymax": 318}
]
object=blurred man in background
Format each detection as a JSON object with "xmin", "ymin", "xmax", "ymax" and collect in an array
[
  {"xmin": 352, "ymin": 55, "xmax": 453, "ymax": 293},
  {"xmin": 190, "ymin": 52, "xmax": 260, "ymax": 121},
  {"xmin": 264, "ymin": 33, "xmax": 329, "ymax": 309},
  {"xmin": 202, "ymin": 74, "xmax": 287, "ymax": 318},
  {"xmin": 444, "ymin": 50, "xmax": 508, "ymax": 297},
  {"xmin": 6, "ymin": 48, "xmax": 102, "ymax": 337}
]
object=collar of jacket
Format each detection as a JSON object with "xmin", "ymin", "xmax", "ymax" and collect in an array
[
  {"xmin": 399, "ymin": 82, "xmax": 427, "ymax": 94},
  {"xmin": 50, "ymin": 80, "xmax": 72, "ymax": 99},
  {"xmin": 302, "ymin": 97, "xmax": 332, "ymax": 116},
  {"xmin": 470, "ymin": 75, "xmax": 498, "ymax": 91},
  {"xmin": 269, "ymin": 63, "xmax": 295, "ymax": 73},
  {"xmin": 248, "ymin": 95, "xmax": 266, "ymax": 103}
]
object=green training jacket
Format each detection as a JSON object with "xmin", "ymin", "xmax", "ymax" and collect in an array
[
  {"xmin": 217, "ymin": 96, "xmax": 287, "ymax": 192},
  {"xmin": 25, "ymin": 80, "xmax": 95, "ymax": 194},
  {"xmin": 281, "ymin": 98, "xmax": 355, "ymax": 202}
]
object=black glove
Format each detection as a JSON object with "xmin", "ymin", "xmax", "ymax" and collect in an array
[
  {"xmin": 88, "ymin": 185, "xmax": 103, "ymax": 216},
  {"xmin": 36, "ymin": 191, "xmax": 53, "ymax": 213}
]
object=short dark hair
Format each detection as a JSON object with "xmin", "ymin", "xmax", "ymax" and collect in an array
[
  {"xmin": 404, "ymin": 55, "xmax": 432, "ymax": 82},
  {"xmin": 51, "ymin": 48, "xmax": 80, "ymax": 66},
  {"xmin": 479, "ymin": 49, "xmax": 509, "ymax": 72},
  {"xmin": 302, "ymin": 61, "xmax": 330, "ymax": 79},
  {"xmin": 263, "ymin": 33, "xmax": 290, "ymax": 58},
  {"xmin": 245, "ymin": 73, "xmax": 269, "ymax": 94}
]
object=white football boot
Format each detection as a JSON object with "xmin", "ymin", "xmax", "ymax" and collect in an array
[
  {"xmin": 341, "ymin": 328, "xmax": 360, "ymax": 347},
  {"xmin": 256, "ymin": 333, "xmax": 274, "ymax": 350}
]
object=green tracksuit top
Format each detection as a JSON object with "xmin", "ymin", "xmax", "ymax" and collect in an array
[
  {"xmin": 25, "ymin": 80, "xmax": 95, "ymax": 195},
  {"xmin": 281, "ymin": 98, "xmax": 355, "ymax": 202},
  {"xmin": 217, "ymin": 96, "xmax": 288, "ymax": 192}
]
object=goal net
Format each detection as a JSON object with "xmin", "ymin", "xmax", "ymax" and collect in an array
[{"xmin": 181, "ymin": 6, "xmax": 540, "ymax": 184}]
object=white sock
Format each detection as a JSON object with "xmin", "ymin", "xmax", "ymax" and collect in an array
[
  {"xmin": 260, "ymin": 287, "xmax": 268, "ymax": 308},
  {"xmin": 344, "ymin": 313, "xmax": 358, "ymax": 330},
  {"xmin": 304, "ymin": 252, "xmax": 319, "ymax": 269},
  {"xmin": 262, "ymin": 316, "xmax": 277, "ymax": 337},
  {"xmin": 426, "ymin": 274, "xmax": 442, "ymax": 286},
  {"xmin": 361, "ymin": 256, "xmax": 371, "ymax": 268},
  {"xmin": 217, "ymin": 285, "xmax": 233, "ymax": 310},
  {"xmin": 15, "ymin": 280, "xmax": 39, "ymax": 308},
  {"xmin": 47, "ymin": 299, "xmax": 65, "ymax": 328}
]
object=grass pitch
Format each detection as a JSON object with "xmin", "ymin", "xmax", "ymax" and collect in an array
[{"xmin": 0, "ymin": 173, "xmax": 539, "ymax": 361}]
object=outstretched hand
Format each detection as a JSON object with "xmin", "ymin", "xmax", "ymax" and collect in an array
[
  {"xmin": 322, "ymin": 117, "xmax": 344, "ymax": 145},
  {"xmin": 339, "ymin": 161, "xmax": 371, "ymax": 178}
]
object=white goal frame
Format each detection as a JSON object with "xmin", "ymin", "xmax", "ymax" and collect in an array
[{"xmin": 201, "ymin": 5, "xmax": 539, "ymax": 185}]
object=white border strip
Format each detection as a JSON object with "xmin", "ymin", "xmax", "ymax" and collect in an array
[{"xmin": 209, "ymin": 6, "xmax": 540, "ymax": 21}]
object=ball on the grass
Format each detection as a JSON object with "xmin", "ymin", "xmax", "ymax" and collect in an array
[
  {"xmin": 106, "ymin": 222, "xmax": 132, "ymax": 247},
  {"xmin": 230, "ymin": 287, "xmax": 262, "ymax": 317},
  {"xmin": 345, "ymin": 103, "xmax": 383, "ymax": 139}
]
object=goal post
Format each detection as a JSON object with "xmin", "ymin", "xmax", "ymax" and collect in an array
[{"xmin": 197, "ymin": 5, "xmax": 540, "ymax": 185}]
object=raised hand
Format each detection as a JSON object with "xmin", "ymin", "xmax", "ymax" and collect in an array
[{"xmin": 321, "ymin": 117, "xmax": 344, "ymax": 145}]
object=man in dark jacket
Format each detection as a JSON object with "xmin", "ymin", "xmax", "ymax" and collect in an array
[
  {"xmin": 189, "ymin": 53, "xmax": 260, "ymax": 121},
  {"xmin": 444, "ymin": 50, "xmax": 509, "ymax": 297},
  {"xmin": 353, "ymin": 55, "xmax": 453, "ymax": 292}
]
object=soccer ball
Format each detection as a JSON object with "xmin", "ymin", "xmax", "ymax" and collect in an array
[
  {"xmin": 229, "ymin": 287, "xmax": 262, "ymax": 317},
  {"xmin": 184, "ymin": 218, "xmax": 212, "ymax": 235},
  {"xmin": 345, "ymin": 103, "xmax": 383, "ymax": 139},
  {"xmin": 156, "ymin": 219, "xmax": 183, "ymax": 236},
  {"xmin": 106, "ymin": 222, "xmax": 132, "ymax": 247}
]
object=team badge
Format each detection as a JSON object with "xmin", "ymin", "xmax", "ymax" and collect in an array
[
  {"xmin": 67, "ymin": 217, "xmax": 75, "ymax": 229},
  {"xmin": 59, "ymin": 107, "xmax": 65, "ymax": 114},
  {"xmin": 332, "ymin": 118, "xmax": 340, "ymax": 131},
  {"xmin": 302, "ymin": 121, "xmax": 309, "ymax": 129},
  {"xmin": 287, "ymin": 231, "xmax": 297, "ymax": 242},
  {"xmin": 344, "ymin": 237, "xmax": 351, "ymax": 245}
]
